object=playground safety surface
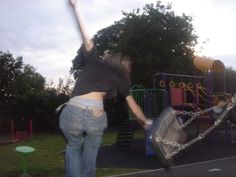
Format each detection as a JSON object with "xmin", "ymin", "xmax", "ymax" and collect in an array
[{"xmin": 97, "ymin": 133, "xmax": 236, "ymax": 177}]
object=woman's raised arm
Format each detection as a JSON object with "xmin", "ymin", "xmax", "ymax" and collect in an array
[{"xmin": 69, "ymin": 0, "xmax": 94, "ymax": 51}]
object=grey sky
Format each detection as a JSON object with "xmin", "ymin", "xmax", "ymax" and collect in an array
[{"xmin": 0, "ymin": 0, "xmax": 236, "ymax": 83}]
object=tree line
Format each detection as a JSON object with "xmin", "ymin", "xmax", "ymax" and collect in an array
[{"xmin": 0, "ymin": 51, "xmax": 72, "ymax": 132}]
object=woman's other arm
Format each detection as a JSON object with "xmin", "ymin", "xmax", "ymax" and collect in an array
[{"xmin": 126, "ymin": 95, "xmax": 152, "ymax": 129}]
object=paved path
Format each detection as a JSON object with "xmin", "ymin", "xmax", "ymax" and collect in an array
[{"xmin": 107, "ymin": 156, "xmax": 236, "ymax": 177}]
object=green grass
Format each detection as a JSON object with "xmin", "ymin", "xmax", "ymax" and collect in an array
[
  {"xmin": 0, "ymin": 134, "xmax": 66, "ymax": 177},
  {"xmin": 0, "ymin": 129, "xmax": 145, "ymax": 177}
]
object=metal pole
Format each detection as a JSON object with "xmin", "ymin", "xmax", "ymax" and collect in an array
[{"xmin": 22, "ymin": 154, "xmax": 27, "ymax": 174}]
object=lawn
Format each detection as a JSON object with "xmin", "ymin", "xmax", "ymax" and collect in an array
[{"xmin": 0, "ymin": 130, "xmax": 145, "ymax": 177}]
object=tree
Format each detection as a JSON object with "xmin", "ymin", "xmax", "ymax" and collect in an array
[
  {"xmin": 56, "ymin": 77, "xmax": 74, "ymax": 96},
  {"xmin": 0, "ymin": 51, "xmax": 72, "ymax": 132},
  {"xmin": 0, "ymin": 52, "xmax": 23, "ymax": 118},
  {"xmin": 11, "ymin": 64, "xmax": 46, "ymax": 118},
  {"xmin": 92, "ymin": 1, "xmax": 198, "ymax": 87}
]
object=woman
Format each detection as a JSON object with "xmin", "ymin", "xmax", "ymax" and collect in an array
[{"xmin": 59, "ymin": 0, "xmax": 152, "ymax": 177}]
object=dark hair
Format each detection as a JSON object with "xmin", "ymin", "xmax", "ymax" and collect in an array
[
  {"xmin": 104, "ymin": 52, "xmax": 131, "ymax": 65},
  {"xmin": 72, "ymin": 44, "xmax": 86, "ymax": 71},
  {"xmin": 71, "ymin": 44, "xmax": 86, "ymax": 79}
]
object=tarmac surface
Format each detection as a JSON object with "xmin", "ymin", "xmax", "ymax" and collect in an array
[
  {"xmin": 106, "ymin": 156, "xmax": 236, "ymax": 177},
  {"xmin": 97, "ymin": 131, "xmax": 236, "ymax": 176}
]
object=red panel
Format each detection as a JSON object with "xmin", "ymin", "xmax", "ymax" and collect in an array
[{"xmin": 170, "ymin": 87, "xmax": 185, "ymax": 106}]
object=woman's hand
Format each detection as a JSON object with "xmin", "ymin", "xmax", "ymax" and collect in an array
[{"xmin": 144, "ymin": 119, "xmax": 153, "ymax": 129}]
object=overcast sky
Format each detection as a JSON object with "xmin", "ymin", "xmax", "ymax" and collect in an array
[{"xmin": 1, "ymin": 0, "xmax": 236, "ymax": 83}]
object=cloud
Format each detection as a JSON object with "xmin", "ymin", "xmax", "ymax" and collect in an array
[
  {"xmin": 0, "ymin": 0, "xmax": 80, "ymax": 82},
  {"xmin": 0, "ymin": 0, "xmax": 75, "ymax": 49}
]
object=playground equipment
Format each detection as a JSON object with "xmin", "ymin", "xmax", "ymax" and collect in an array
[
  {"xmin": 154, "ymin": 56, "xmax": 227, "ymax": 106},
  {"xmin": 116, "ymin": 55, "xmax": 236, "ymax": 164},
  {"xmin": 153, "ymin": 57, "xmax": 232, "ymax": 133},
  {"xmin": 0, "ymin": 119, "xmax": 32, "ymax": 144},
  {"xmin": 149, "ymin": 56, "xmax": 236, "ymax": 165},
  {"xmin": 116, "ymin": 85, "xmax": 167, "ymax": 151},
  {"xmin": 15, "ymin": 146, "xmax": 35, "ymax": 176},
  {"xmin": 155, "ymin": 73, "xmax": 205, "ymax": 110}
]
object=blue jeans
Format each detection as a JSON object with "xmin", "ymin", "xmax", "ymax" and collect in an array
[{"xmin": 59, "ymin": 100, "xmax": 107, "ymax": 177}]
